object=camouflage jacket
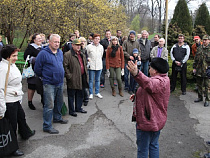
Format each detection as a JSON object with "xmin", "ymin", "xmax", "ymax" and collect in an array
[{"xmin": 193, "ymin": 44, "xmax": 210, "ymax": 77}]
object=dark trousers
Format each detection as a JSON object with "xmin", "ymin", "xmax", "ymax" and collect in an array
[
  {"xmin": 171, "ymin": 62, "xmax": 187, "ymax": 92},
  {"xmin": 129, "ymin": 75, "xmax": 137, "ymax": 93},
  {"xmin": 67, "ymin": 88, "xmax": 84, "ymax": 114},
  {"xmin": 100, "ymin": 58, "xmax": 106, "ymax": 85},
  {"xmin": 83, "ymin": 88, "xmax": 89, "ymax": 104},
  {"xmin": 5, "ymin": 101, "xmax": 32, "ymax": 139}
]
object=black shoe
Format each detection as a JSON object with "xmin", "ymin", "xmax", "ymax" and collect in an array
[
  {"xmin": 84, "ymin": 102, "xmax": 88, "ymax": 106},
  {"xmin": 70, "ymin": 113, "xmax": 77, "ymax": 117},
  {"xmin": 194, "ymin": 98, "xmax": 203, "ymax": 102},
  {"xmin": 43, "ymin": 128, "xmax": 59, "ymax": 134},
  {"xmin": 76, "ymin": 109, "xmax": 87, "ymax": 113},
  {"xmin": 53, "ymin": 119, "xmax": 68, "ymax": 124},
  {"xmin": 12, "ymin": 150, "xmax": 24, "ymax": 156},
  {"xmin": 204, "ymin": 101, "xmax": 209, "ymax": 107},
  {"xmin": 182, "ymin": 92, "xmax": 186, "ymax": 95},
  {"xmin": 204, "ymin": 153, "xmax": 210, "ymax": 158},
  {"xmin": 29, "ymin": 130, "xmax": 36, "ymax": 137},
  {"xmin": 28, "ymin": 101, "xmax": 36, "ymax": 110},
  {"xmin": 206, "ymin": 141, "xmax": 210, "ymax": 146}
]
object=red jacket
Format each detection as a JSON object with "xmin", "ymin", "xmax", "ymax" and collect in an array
[
  {"xmin": 106, "ymin": 46, "xmax": 124, "ymax": 69},
  {"xmin": 134, "ymin": 71, "xmax": 170, "ymax": 131},
  {"xmin": 192, "ymin": 42, "xmax": 203, "ymax": 57}
]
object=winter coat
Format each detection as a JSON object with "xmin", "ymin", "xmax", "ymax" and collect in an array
[
  {"xmin": 100, "ymin": 37, "xmax": 110, "ymax": 58},
  {"xmin": 134, "ymin": 71, "xmax": 170, "ymax": 131},
  {"xmin": 0, "ymin": 59, "xmax": 24, "ymax": 117},
  {"xmin": 86, "ymin": 43, "xmax": 104, "ymax": 70},
  {"xmin": 150, "ymin": 46, "xmax": 168, "ymax": 60},
  {"xmin": 170, "ymin": 43, "xmax": 190, "ymax": 64},
  {"xmin": 138, "ymin": 38, "xmax": 152, "ymax": 62},
  {"xmin": 24, "ymin": 44, "xmax": 41, "ymax": 84},
  {"xmin": 122, "ymin": 39, "xmax": 140, "ymax": 64},
  {"xmin": 191, "ymin": 42, "xmax": 202, "ymax": 57},
  {"xmin": 106, "ymin": 46, "xmax": 124, "ymax": 69},
  {"xmin": 34, "ymin": 46, "xmax": 64, "ymax": 85},
  {"xmin": 193, "ymin": 44, "xmax": 210, "ymax": 77},
  {"xmin": 63, "ymin": 48, "xmax": 88, "ymax": 90}
]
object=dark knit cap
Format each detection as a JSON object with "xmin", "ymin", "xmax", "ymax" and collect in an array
[
  {"xmin": 150, "ymin": 57, "xmax": 169, "ymax": 74},
  {"xmin": 130, "ymin": 30, "xmax": 136, "ymax": 35}
]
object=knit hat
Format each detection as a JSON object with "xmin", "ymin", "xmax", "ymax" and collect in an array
[
  {"xmin": 130, "ymin": 30, "xmax": 136, "ymax": 36},
  {"xmin": 133, "ymin": 48, "xmax": 138, "ymax": 54},
  {"xmin": 150, "ymin": 57, "xmax": 169, "ymax": 74}
]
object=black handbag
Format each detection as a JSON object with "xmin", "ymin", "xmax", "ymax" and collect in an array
[{"xmin": 0, "ymin": 117, "xmax": 19, "ymax": 156}]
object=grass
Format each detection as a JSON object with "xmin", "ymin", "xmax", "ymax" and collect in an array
[{"xmin": 1, "ymin": 30, "xmax": 29, "ymax": 51}]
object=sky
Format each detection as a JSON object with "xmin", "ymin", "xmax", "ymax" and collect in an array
[{"xmin": 168, "ymin": 0, "xmax": 210, "ymax": 18}]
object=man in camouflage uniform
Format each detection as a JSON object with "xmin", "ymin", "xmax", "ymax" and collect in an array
[{"xmin": 193, "ymin": 35, "xmax": 210, "ymax": 107}]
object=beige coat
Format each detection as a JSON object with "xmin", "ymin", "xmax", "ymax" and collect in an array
[
  {"xmin": 150, "ymin": 46, "xmax": 168, "ymax": 60},
  {"xmin": 86, "ymin": 43, "xmax": 104, "ymax": 70}
]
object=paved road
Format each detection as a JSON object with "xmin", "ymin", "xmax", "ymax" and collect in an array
[{"xmin": 8, "ymin": 79, "xmax": 210, "ymax": 158}]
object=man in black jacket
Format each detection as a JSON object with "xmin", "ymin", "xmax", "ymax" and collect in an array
[
  {"xmin": 100, "ymin": 30, "xmax": 111, "ymax": 88},
  {"xmin": 116, "ymin": 30, "xmax": 123, "ymax": 46},
  {"xmin": 62, "ymin": 33, "xmax": 76, "ymax": 54},
  {"xmin": 170, "ymin": 34, "xmax": 190, "ymax": 95}
]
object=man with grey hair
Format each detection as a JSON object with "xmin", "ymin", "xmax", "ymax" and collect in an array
[
  {"xmin": 150, "ymin": 38, "xmax": 168, "ymax": 60},
  {"xmin": 35, "ymin": 34, "xmax": 68, "ymax": 134},
  {"xmin": 138, "ymin": 30, "xmax": 152, "ymax": 76}
]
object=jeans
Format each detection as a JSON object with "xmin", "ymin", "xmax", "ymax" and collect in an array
[
  {"xmin": 129, "ymin": 75, "xmax": 137, "ymax": 93},
  {"xmin": 89, "ymin": 69, "xmax": 102, "ymax": 94},
  {"xmin": 124, "ymin": 63, "xmax": 130, "ymax": 89},
  {"xmin": 43, "ymin": 84, "xmax": 63, "ymax": 130},
  {"xmin": 140, "ymin": 60, "xmax": 149, "ymax": 76},
  {"xmin": 67, "ymin": 88, "xmax": 84, "ymax": 114},
  {"xmin": 136, "ymin": 127, "xmax": 160, "ymax": 158},
  {"xmin": 109, "ymin": 67, "xmax": 122, "ymax": 88},
  {"xmin": 100, "ymin": 58, "xmax": 106, "ymax": 85}
]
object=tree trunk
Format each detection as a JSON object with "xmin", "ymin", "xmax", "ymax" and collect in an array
[{"xmin": 19, "ymin": 26, "xmax": 29, "ymax": 49}]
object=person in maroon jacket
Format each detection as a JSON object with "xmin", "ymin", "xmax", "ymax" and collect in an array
[{"xmin": 127, "ymin": 57, "xmax": 170, "ymax": 158}]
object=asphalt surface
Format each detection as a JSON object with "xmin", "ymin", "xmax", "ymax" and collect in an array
[{"xmin": 6, "ymin": 79, "xmax": 210, "ymax": 158}]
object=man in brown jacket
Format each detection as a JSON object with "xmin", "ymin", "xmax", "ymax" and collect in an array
[
  {"xmin": 123, "ymin": 30, "xmax": 141, "ymax": 91},
  {"xmin": 63, "ymin": 39, "xmax": 88, "ymax": 117}
]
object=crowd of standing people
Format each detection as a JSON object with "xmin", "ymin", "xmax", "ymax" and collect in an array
[{"xmin": 0, "ymin": 29, "xmax": 209, "ymax": 158}]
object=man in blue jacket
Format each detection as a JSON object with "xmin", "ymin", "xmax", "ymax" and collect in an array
[{"xmin": 34, "ymin": 34, "xmax": 68, "ymax": 134}]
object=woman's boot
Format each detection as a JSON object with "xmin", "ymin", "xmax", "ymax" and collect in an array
[
  {"xmin": 119, "ymin": 88, "xmax": 124, "ymax": 97},
  {"xmin": 112, "ymin": 87, "xmax": 116, "ymax": 96}
]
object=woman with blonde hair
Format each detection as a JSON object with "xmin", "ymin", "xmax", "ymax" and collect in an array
[{"xmin": 106, "ymin": 36, "xmax": 124, "ymax": 96}]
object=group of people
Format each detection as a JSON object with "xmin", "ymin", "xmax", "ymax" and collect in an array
[{"xmin": 0, "ymin": 28, "xmax": 209, "ymax": 158}]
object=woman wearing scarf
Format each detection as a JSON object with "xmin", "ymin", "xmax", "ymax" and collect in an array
[
  {"xmin": 24, "ymin": 33, "xmax": 42, "ymax": 110},
  {"xmin": 106, "ymin": 36, "xmax": 124, "ymax": 97}
]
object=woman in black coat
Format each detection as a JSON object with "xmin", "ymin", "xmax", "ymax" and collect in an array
[{"xmin": 24, "ymin": 33, "xmax": 42, "ymax": 110}]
